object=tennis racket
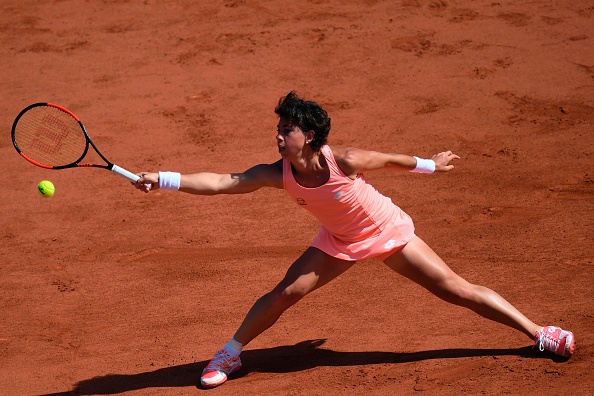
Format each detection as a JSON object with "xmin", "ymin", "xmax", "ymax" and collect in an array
[{"xmin": 11, "ymin": 103, "xmax": 140, "ymax": 183}]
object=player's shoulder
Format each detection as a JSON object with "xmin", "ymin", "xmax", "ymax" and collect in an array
[
  {"xmin": 269, "ymin": 158, "xmax": 283, "ymax": 170},
  {"xmin": 328, "ymin": 145, "xmax": 361, "ymax": 160},
  {"xmin": 330, "ymin": 145, "xmax": 369, "ymax": 165},
  {"xmin": 248, "ymin": 160, "xmax": 283, "ymax": 188},
  {"xmin": 260, "ymin": 159, "xmax": 283, "ymax": 174},
  {"xmin": 327, "ymin": 146, "xmax": 361, "ymax": 177},
  {"xmin": 247, "ymin": 159, "xmax": 282, "ymax": 172}
]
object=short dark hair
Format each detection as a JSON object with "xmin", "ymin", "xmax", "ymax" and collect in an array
[{"xmin": 274, "ymin": 91, "xmax": 331, "ymax": 152}]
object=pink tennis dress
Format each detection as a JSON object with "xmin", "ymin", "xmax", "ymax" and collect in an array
[{"xmin": 283, "ymin": 145, "xmax": 415, "ymax": 261}]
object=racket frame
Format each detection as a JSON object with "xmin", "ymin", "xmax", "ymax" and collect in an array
[{"xmin": 12, "ymin": 102, "xmax": 139, "ymax": 182}]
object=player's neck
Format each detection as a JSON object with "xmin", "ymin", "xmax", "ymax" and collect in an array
[{"xmin": 291, "ymin": 151, "xmax": 329, "ymax": 187}]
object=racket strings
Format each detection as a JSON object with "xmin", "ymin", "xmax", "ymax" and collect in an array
[{"xmin": 13, "ymin": 106, "xmax": 87, "ymax": 167}]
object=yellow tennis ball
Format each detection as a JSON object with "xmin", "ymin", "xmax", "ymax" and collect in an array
[{"xmin": 38, "ymin": 180, "xmax": 55, "ymax": 198}]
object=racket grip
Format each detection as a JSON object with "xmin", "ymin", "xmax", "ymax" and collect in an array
[{"xmin": 111, "ymin": 164, "xmax": 140, "ymax": 182}]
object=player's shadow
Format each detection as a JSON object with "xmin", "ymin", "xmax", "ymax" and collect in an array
[{"xmin": 40, "ymin": 339, "xmax": 562, "ymax": 395}]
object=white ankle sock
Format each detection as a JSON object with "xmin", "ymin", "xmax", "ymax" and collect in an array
[{"xmin": 224, "ymin": 338, "xmax": 243, "ymax": 356}]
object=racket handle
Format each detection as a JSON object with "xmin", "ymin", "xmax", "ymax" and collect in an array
[{"xmin": 111, "ymin": 164, "xmax": 140, "ymax": 182}]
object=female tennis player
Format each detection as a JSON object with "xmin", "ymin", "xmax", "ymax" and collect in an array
[{"xmin": 134, "ymin": 91, "xmax": 575, "ymax": 388}]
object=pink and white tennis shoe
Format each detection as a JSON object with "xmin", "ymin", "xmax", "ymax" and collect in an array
[
  {"xmin": 200, "ymin": 348, "xmax": 242, "ymax": 388},
  {"xmin": 534, "ymin": 326, "xmax": 575, "ymax": 358}
]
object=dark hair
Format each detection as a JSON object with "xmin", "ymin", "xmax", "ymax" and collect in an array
[{"xmin": 274, "ymin": 91, "xmax": 331, "ymax": 152}]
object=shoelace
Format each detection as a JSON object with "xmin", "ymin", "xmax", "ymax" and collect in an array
[
  {"xmin": 206, "ymin": 350, "xmax": 236, "ymax": 371},
  {"xmin": 538, "ymin": 332, "xmax": 560, "ymax": 353}
]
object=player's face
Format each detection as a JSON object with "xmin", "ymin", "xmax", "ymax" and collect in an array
[{"xmin": 276, "ymin": 118, "xmax": 306, "ymax": 157}]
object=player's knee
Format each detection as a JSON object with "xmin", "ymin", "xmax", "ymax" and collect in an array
[
  {"xmin": 268, "ymin": 283, "xmax": 309, "ymax": 309},
  {"xmin": 283, "ymin": 281, "xmax": 312, "ymax": 300},
  {"xmin": 435, "ymin": 278, "xmax": 476, "ymax": 305}
]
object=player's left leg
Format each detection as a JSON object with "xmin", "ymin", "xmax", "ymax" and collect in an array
[{"xmin": 383, "ymin": 236, "xmax": 574, "ymax": 357}]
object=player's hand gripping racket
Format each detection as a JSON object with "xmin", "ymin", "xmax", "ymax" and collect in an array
[{"xmin": 11, "ymin": 103, "xmax": 140, "ymax": 183}]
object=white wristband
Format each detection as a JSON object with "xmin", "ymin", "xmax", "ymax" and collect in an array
[
  {"xmin": 410, "ymin": 157, "xmax": 435, "ymax": 174},
  {"xmin": 158, "ymin": 171, "xmax": 181, "ymax": 190}
]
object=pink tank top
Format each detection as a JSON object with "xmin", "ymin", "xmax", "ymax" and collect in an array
[{"xmin": 283, "ymin": 145, "xmax": 412, "ymax": 249}]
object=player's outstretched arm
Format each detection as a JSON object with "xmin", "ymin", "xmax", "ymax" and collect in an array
[
  {"xmin": 333, "ymin": 147, "xmax": 459, "ymax": 177},
  {"xmin": 134, "ymin": 161, "xmax": 283, "ymax": 194}
]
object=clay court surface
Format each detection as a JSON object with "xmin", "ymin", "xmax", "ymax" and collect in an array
[{"xmin": 1, "ymin": 0, "xmax": 593, "ymax": 395}]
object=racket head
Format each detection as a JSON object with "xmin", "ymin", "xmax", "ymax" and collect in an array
[{"xmin": 12, "ymin": 103, "xmax": 89, "ymax": 169}]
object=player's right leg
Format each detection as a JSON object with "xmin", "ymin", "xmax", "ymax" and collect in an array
[{"xmin": 200, "ymin": 247, "xmax": 355, "ymax": 388}]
